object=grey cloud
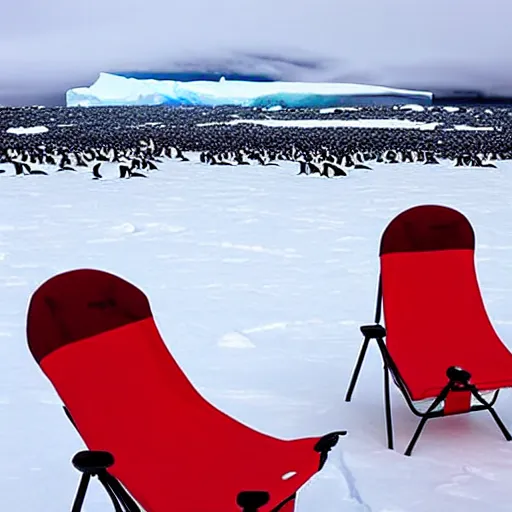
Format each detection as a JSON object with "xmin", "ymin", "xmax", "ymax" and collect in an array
[{"xmin": 0, "ymin": 0, "xmax": 511, "ymax": 105}]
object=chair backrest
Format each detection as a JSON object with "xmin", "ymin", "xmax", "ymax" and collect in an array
[
  {"xmin": 379, "ymin": 205, "xmax": 512, "ymax": 400},
  {"xmin": 27, "ymin": 269, "xmax": 323, "ymax": 512}
]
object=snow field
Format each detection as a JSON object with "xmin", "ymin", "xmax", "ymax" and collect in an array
[{"xmin": 0, "ymin": 157, "xmax": 512, "ymax": 510}]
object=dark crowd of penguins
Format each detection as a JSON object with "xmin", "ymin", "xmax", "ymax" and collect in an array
[{"xmin": 0, "ymin": 104, "xmax": 511, "ymax": 180}]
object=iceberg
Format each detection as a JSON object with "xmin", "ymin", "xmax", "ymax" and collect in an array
[{"xmin": 66, "ymin": 73, "xmax": 433, "ymax": 108}]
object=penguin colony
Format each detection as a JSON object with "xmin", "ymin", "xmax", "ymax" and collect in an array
[{"xmin": 0, "ymin": 104, "xmax": 510, "ymax": 179}]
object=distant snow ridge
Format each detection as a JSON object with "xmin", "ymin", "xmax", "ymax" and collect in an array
[{"xmin": 66, "ymin": 73, "xmax": 433, "ymax": 108}]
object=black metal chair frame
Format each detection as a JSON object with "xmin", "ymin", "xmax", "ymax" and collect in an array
[
  {"xmin": 64, "ymin": 407, "xmax": 346, "ymax": 511},
  {"xmin": 345, "ymin": 276, "xmax": 512, "ymax": 456}
]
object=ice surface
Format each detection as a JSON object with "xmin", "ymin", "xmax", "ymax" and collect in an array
[
  {"xmin": 66, "ymin": 73, "xmax": 433, "ymax": 108},
  {"xmin": 198, "ymin": 119, "xmax": 442, "ymax": 130},
  {"xmin": 2, "ymin": 156, "xmax": 512, "ymax": 511},
  {"xmin": 320, "ymin": 107, "xmax": 362, "ymax": 113},
  {"xmin": 399, "ymin": 104, "xmax": 426, "ymax": 112},
  {"xmin": 197, "ymin": 119, "xmax": 497, "ymax": 132},
  {"xmin": 451, "ymin": 125, "xmax": 495, "ymax": 131},
  {"xmin": 6, "ymin": 126, "xmax": 49, "ymax": 135}
]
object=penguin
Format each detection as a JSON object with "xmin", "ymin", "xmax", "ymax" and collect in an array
[
  {"xmin": 119, "ymin": 165, "xmax": 130, "ymax": 179},
  {"xmin": 307, "ymin": 162, "xmax": 322, "ymax": 175},
  {"xmin": 13, "ymin": 162, "xmax": 29, "ymax": 176},
  {"xmin": 209, "ymin": 154, "xmax": 233, "ymax": 166},
  {"xmin": 75, "ymin": 153, "xmax": 89, "ymax": 167},
  {"xmin": 92, "ymin": 163, "xmax": 103, "ymax": 180},
  {"xmin": 235, "ymin": 152, "xmax": 250, "ymax": 165},
  {"xmin": 344, "ymin": 154, "xmax": 355, "ymax": 168},
  {"xmin": 97, "ymin": 149, "xmax": 110, "ymax": 161},
  {"xmin": 471, "ymin": 155, "xmax": 497, "ymax": 168},
  {"xmin": 424, "ymin": 152, "xmax": 440, "ymax": 165},
  {"xmin": 111, "ymin": 148, "xmax": 122, "ymax": 163},
  {"xmin": 128, "ymin": 169, "xmax": 148, "ymax": 178},
  {"xmin": 400, "ymin": 151, "xmax": 414, "ymax": 163},
  {"xmin": 322, "ymin": 162, "xmax": 347, "ymax": 177},
  {"xmin": 26, "ymin": 164, "xmax": 48, "ymax": 176},
  {"xmin": 454, "ymin": 155, "xmax": 465, "ymax": 167},
  {"xmin": 145, "ymin": 159, "xmax": 159, "ymax": 170},
  {"xmin": 176, "ymin": 148, "xmax": 190, "ymax": 162},
  {"xmin": 131, "ymin": 158, "xmax": 142, "ymax": 170},
  {"xmin": 385, "ymin": 151, "xmax": 399, "ymax": 164},
  {"xmin": 297, "ymin": 161, "xmax": 308, "ymax": 175},
  {"xmin": 59, "ymin": 154, "xmax": 72, "ymax": 168},
  {"xmin": 253, "ymin": 152, "xmax": 278, "ymax": 166}
]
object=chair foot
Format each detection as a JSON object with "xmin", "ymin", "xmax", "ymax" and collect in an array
[
  {"xmin": 70, "ymin": 451, "xmax": 140, "ymax": 512},
  {"xmin": 237, "ymin": 491, "xmax": 270, "ymax": 512}
]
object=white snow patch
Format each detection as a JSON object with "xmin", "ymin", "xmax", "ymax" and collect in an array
[
  {"xmin": 217, "ymin": 332, "xmax": 256, "ymax": 349},
  {"xmin": 320, "ymin": 107, "xmax": 361, "ymax": 113},
  {"xmin": 197, "ymin": 119, "xmax": 442, "ymax": 130},
  {"xmin": 399, "ymin": 104, "xmax": 425, "ymax": 111},
  {"xmin": 452, "ymin": 125, "xmax": 495, "ymax": 131},
  {"xmin": 243, "ymin": 322, "xmax": 289, "ymax": 333},
  {"xmin": 6, "ymin": 126, "xmax": 49, "ymax": 135},
  {"xmin": 110, "ymin": 222, "xmax": 139, "ymax": 235}
]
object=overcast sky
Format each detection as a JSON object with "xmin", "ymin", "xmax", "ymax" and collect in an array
[{"xmin": 1, "ymin": 0, "xmax": 511, "ymax": 105}]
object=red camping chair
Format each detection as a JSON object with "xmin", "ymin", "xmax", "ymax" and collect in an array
[
  {"xmin": 27, "ymin": 269, "xmax": 345, "ymax": 512},
  {"xmin": 344, "ymin": 204, "xmax": 512, "ymax": 456}
]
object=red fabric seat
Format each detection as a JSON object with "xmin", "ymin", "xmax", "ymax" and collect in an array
[
  {"xmin": 381, "ymin": 205, "xmax": 512, "ymax": 401},
  {"xmin": 27, "ymin": 269, "xmax": 337, "ymax": 512},
  {"xmin": 345, "ymin": 204, "xmax": 512, "ymax": 455}
]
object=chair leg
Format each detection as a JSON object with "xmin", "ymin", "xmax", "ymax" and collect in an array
[
  {"xmin": 383, "ymin": 362, "xmax": 394, "ymax": 450},
  {"xmin": 404, "ymin": 416, "xmax": 430, "ymax": 456},
  {"xmin": 314, "ymin": 431, "xmax": 347, "ymax": 470},
  {"xmin": 487, "ymin": 406, "xmax": 512, "ymax": 441},
  {"xmin": 404, "ymin": 384, "xmax": 452, "ymax": 457},
  {"xmin": 70, "ymin": 451, "xmax": 139, "ymax": 512},
  {"xmin": 72, "ymin": 469, "xmax": 126, "ymax": 512},
  {"xmin": 97, "ymin": 473, "xmax": 127, "ymax": 512},
  {"xmin": 71, "ymin": 474, "xmax": 91, "ymax": 512},
  {"xmin": 345, "ymin": 337, "xmax": 370, "ymax": 402},
  {"xmin": 469, "ymin": 387, "xmax": 512, "ymax": 442},
  {"xmin": 103, "ymin": 473, "xmax": 141, "ymax": 512}
]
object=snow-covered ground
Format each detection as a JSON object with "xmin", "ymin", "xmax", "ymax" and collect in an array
[{"xmin": 2, "ymin": 157, "xmax": 512, "ymax": 511}]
